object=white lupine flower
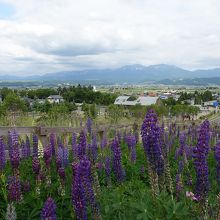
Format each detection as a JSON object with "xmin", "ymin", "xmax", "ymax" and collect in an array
[
  {"xmin": 6, "ymin": 203, "xmax": 17, "ymax": 220},
  {"xmin": 38, "ymin": 140, "xmax": 44, "ymax": 159}
]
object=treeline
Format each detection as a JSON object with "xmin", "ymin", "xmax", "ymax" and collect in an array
[
  {"xmin": 0, "ymin": 85, "xmax": 117, "ymax": 105},
  {"xmin": 58, "ymin": 85, "xmax": 117, "ymax": 105},
  {"xmin": 178, "ymin": 90, "xmax": 213, "ymax": 104},
  {"xmin": 0, "ymin": 87, "xmax": 57, "ymax": 100}
]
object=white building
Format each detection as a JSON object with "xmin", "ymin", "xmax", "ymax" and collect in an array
[
  {"xmin": 47, "ymin": 95, "xmax": 64, "ymax": 104},
  {"xmin": 203, "ymin": 100, "xmax": 219, "ymax": 107},
  {"xmin": 114, "ymin": 96, "xmax": 158, "ymax": 106},
  {"xmin": 136, "ymin": 96, "xmax": 159, "ymax": 106}
]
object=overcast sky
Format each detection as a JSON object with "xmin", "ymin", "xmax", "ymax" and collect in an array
[{"xmin": 0, "ymin": 0, "xmax": 220, "ymax": 75}]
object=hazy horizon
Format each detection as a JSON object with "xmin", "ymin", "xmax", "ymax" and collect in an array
[
  {"xmin": 1, "ymin": 0, "xmax": 220, "ymax": 76},
  {"xmin": 1, "ymin": 63, "xmax": 220, "ymax": 77}
]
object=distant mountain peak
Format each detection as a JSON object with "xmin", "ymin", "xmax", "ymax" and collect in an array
[
  {"xmin": 0, "ymin": 64, "xmax": 220, "ymax": 84},
  {"xmin": 120, "ymin": 64, "xmax": 146, "ymax": 70},
  {"xmin": 148, "ymin": 64, "xmax": 182, "ymax": 69}
]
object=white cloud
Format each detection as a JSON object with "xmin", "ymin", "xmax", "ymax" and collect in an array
[{"xmin": 0, "ymin": 0, "xmax": 220, "ymax": 75}]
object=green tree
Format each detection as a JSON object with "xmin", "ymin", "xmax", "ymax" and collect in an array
[
  {"xmin": 48, "ymin": 104, "xmax": 70, "ymax": 120},
  {"xmin": 89, "ymin": 103, "xmax": 98, "ymax": 119},
  {"xmin": 202, "ymin": 90, "xmax": 213, "ymax": 102},
  {"xmin": 0, "ymin": 87, "xmax": 13, "ymax": 100},
  {"xmin": 3, "ymin": 93, "xmax": 27, "ymax": 112},
  {"xmin": 82, "ymin": 103, "xmax": 90, "ymax": 117},
  {"xmin": 129, "ymin": 104, "xmax": 146, "ymax": 119},
  {"xmin": 33, "ymin": 101, "xmax": 52, "ymax": 113},
  {"xmin": 0, "ymin": 104, "xmax": 6, "ymax": 117},
  {"xmin": 107, "ymin": 104, "xmax": 124, "ymax": 123}
]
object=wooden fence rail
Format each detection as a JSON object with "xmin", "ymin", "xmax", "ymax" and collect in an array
[
  {"xmin": 0, "ymin": 124, "xmax": 133, "ymax": 136},
  {"xmin": 0, "ymin": 124, "xmax": 134, "ymax": 146}
]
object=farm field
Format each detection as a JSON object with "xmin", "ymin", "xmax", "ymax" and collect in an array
[{"xmin": 1, "ymin": 109, "xmax": 220, "ymax": 219}]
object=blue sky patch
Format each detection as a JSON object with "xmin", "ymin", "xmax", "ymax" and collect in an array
[{"xmin": 0, "ymin": 2, "xmax": 14, "ymax": 19}]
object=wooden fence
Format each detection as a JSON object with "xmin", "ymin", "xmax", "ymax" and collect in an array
[{"xmin": 0, "ymin": 124, "xmax": 134, "ymax": 146}]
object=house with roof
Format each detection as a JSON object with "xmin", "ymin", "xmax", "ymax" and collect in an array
[
  {"xmin": 203, "ymin": 100, "xmax": 219, "ymax": 108},
  {"xmin": 47, "ymin": 95, "xmax": 64, "ymax": 104},
  {"xmin": 114, "ymin": 95, "xmax": 159, "ymax": 106},
  {"xmin": 22, "ymin": 97, "xmax": 34, "ymax": 108}
]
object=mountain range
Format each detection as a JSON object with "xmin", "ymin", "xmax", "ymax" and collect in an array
[{"xmin": 0, "ymin": 64, "xmax": 220, "ymax": 85}]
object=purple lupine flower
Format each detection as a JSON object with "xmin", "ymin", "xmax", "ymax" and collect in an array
[
  {"xmin": 193, "ymin": 120, "xmax": 210, "ymax": 201},
  {"xmin": 175, "ymin": 133, "xmax": 186, "ymax": 159},
  {"xmin": 32, "ymin": 134, "xmax": 38, "ymax": 157},
  {"xmin": 72, "ymin": 162, "xmax": 88, "ymax": 220},
  {"xmin": 140, "ymin": 165, "xmax": 145, "ymax": 176},
  {"xmin": 78, "ymin": 131, "xmax": 87, "ymax": 159},
  {"xmin": 72, "ymin": 132, "xmax": 78, "ymax": 157},
  {"xmin": 63, "ymin": 147, "xmax": 69, "ymax": 167},
  {"xmin": 8, "ymin": 130, "xmax": 20, "ymax": 170},
  {"xmin": 175, "ymin": 174, "xmax": 183, "ymax": 200},
  {"xmin": 126, "ymin": 135, "xmax": 131, "ymax": 152},
  {"xmin": 95, "ymin": 162, "xmax": 103, "ymax": 171},
  {"xmin": 72, "ymin": 162, "xmax": 77, "ymax": 177},
  {"xmin": 32, "ymin": 157, "xmax": 40, "ymax": 175},
  {"xmin": 105, "ymin": 157, "xmax": 111, "ymax": 184},
  {"xmin": 7, "ymin": 176, "xmax": 21, "ymax": 202},
  {"xmin": 58, "ymin": 167, "xmax": 66, "ymax": 181},
  {"xmin": 175, "ymin": 133, "xmax": 192, "ymax": 161},
  {"xmin": 57, "ymin": 146, "xmax": 62, "ymax": 160},
  {"xmin": 86, "ymin": 117, "xmax": 92, "ymax": 135},
  {"xmin": 101, "ymin": 134, "xmax": 107, "ymax": 149},
  {"xmin": 178, "ymin": 160, "xmax": 184, "ymax": 174},
  {"xmin": 10, "ymin": 147, "xmax": 20, "ymax": 170},
  {"xmin": 8, "ymin": 131, "xmax": 13, "ymax": 159},
  {"xmin": 25, "ymin": 136, "xmax": 31, "ymax": 157},
  {"xmin": 141, "ymin": 109, "xmax": 164, "ymax": 175},
  {"xmin": 57, "ymin": 137, "xmax": 63, "ymax": 149},
  {"xmin": 8, "ymin": 130, "xmax": 19, "ymax": 160},
  {"xmin": 91, "ymin": 133, "xmax": 98, "ymax": 162},
  {"xmin": 79, "ymin": 158, "xmax": 99, "ymax": 216},
  {"xmin": 56, "ymin": 157, "xmax": 62, "ymax": 170},
  {"xmin": 111, "ymin": 138, "xmax": 125, "ymax": 182},
  {"xmin": 43, "ymin": 146, "xmax": 52, "ymax": 167},
  {"xmin": 50, "ymin": 133, "xmax": 56, "ymax": 156},
  {"xmin": 21, "ymin": 180, "xmax": 30, "ymax": 193},
  {"xmin": 57, "ymin": 145, "xmax": 69, "ymax": 167},
  {"xmin": 130, "ymin": 140, "xmax": 137, "ymax": 163},
  {"xmin": 11, "ymin": 130, "xmax": 19, "ymax": 148},
  {"xmin": 117, "ymin": 131, "xmax": 122, "ymax": 144},
  {"xmin": 21, "ymin": 140, "xmax": 28, "ymax": 159},
  {"xmin": 168, "ymin": 135, "xmax": 175, "ymax": 153},
  {"xmin": 214, "ymin": 141, "xmax": 220, "ymax": 185},
  {"xmin": 0, "ymin": 137, "xmax": 6, "ymax": 171},
  {"xmin": 41, "ymin": 197, "xmax": 57, "ymax": 220},
  {"xmin": 127, "ymin": 135, "xmax": 136, "ymax": 163}
]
